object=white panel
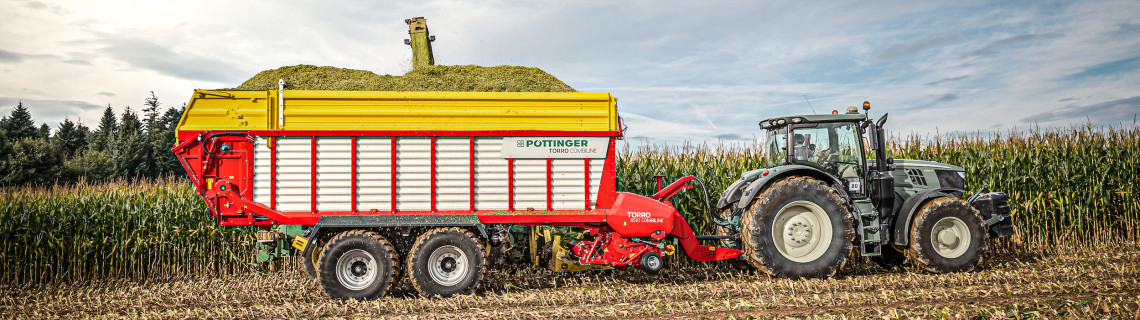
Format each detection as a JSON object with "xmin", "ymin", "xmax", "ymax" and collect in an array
[
  {"xmin": 474, "ymin": 138, "xmax": 509, "ymax": 210},
  {"xmin": 253, "ymin": 136, "xmax": 272, "ymax": 207},
  {"xmin": 397, "ymin": 138, "xmax": 431, "ymax": 210},
  {"xmin": 357, "ymin": 137, "xmax": 392, "ymax": 211},
  {"xmin": 276, "ymin": 137, "xmax": 312, "ymax": 212},
  {"xmin": 551, "ymin": 159, "xmax": 587, "ymax": 210},
  {"xmin": 513, "ymin": 159, "xmax": 547, "ymax": 210},
  {"xmin": 436, "ymin": 138, "xmax": 471, "ymax": 211},
  {"xmin": 316, "ymin": 138, "xmax": 352, "ymax": 211}
]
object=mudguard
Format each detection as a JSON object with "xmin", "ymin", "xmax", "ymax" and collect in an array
[
  {"xmin": 891, "ymin": 187, "xmax": 965, "ymax": 246},
  {"xmin": 715, "ymin": 168, "xmax": 766, "ymax": 210},
  {"xmin": 732, "ymin": 165, "xmax": 850, "ymax": 212}
]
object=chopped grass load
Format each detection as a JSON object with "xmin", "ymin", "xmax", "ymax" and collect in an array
[{"xmin": 233, "ymin": 65, "xmax": 576, "ymax": 92}]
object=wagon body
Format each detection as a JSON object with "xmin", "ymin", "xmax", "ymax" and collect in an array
[
  {"xmin": 172, "ymin": 88, "xmax": 738, "ymax": 299},
  {"xmin": 173, "ymin": 90, "xmax": 623, "ymax": 227}
]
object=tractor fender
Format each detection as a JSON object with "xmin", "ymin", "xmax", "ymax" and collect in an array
[
  {"xmin": 733, "ymin": 165, "xmax": 851, "ymax": 213},
  {"xmin": 715, "ymin": 179, "xmax": 749, "ymax": 210},
  {"xmin": 891, "ymin": 187, "xmax": 966, "ymax": 246},
  {"xmin": 715, "ymin": 168, "xmax": 767, "ymax": 210}
]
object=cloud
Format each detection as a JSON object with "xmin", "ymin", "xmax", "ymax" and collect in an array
[
  {"xmin": 964, "ymin": 33, "xmax": 1061, "ymax": 58},
  {"xmin": 100, "ymin": 38, "xmax": 247, "ymax": 82},
  {"xmin": 24, "ymin": 1, "xmax": 69, "ymax": 15},
  {"xmin": 875, "ymin": 32, "xmax": 961, "ymax": 61},
  {"xmin": 0, "ymin": 97, "xmax": 103, "ymax": 127},
  {"xmin": 714, "ymin": 133, "xmax": 743, "ymax": 140},
  {"xmin": 0, "ymin": 48, "xmax": 58, "ymax": 63},
  {"xmin": 63, "ymin": 59, "xmax": 92, "ymax": 65},
  {"xmin": 924, "ymin": 75, "xmax": 971, "ymax": 86},
  {"xmin": 96, "ymin": 92, "xmax": 116, "ymax": 97},
  {"xmin": 1065, "ymin": 55, "xmax": 1140, "ymax": 80},
  {"xmin": 935, "ymin": 93, "xmax": 958, "ymax": 103},
  {"xmin": 1022, "ymin": 96, "xmax": 1140, "ymax": 125}
]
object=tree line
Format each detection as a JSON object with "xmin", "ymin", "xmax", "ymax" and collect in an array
[{"xmin": 0, "ymin": 92, "xmax": 185, "ymax": 186}]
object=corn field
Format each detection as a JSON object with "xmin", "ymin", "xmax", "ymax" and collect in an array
[
  {"xmin": 0, "ymin": 178, "xmax": 266, "ymax": 285},
  {"xmin": 2, "ymin": 123, "xmax": 1137, "ymax": 286}
]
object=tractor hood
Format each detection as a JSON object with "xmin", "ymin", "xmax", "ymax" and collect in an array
[{"xmin": 888, "ymin": 159, "xmax": 965, "ymax": 172}]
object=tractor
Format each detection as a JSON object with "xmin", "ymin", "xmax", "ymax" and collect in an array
[{"xmin": 713, "ymin": 102, "xmax": 1014, "ymax": 278}]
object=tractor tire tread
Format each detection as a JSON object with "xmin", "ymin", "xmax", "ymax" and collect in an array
[
  {"xmin": 740, "ymin": 176, "xmax": 855, "ymax": 279},
  {"xmin": 905, "ymin": 197, "xmax": 988, "ymax": 274}
]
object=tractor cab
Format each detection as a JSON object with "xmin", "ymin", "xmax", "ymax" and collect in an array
[{"xmin": 759, "ymin": 110, "xmax": 870, "ymax": 199}]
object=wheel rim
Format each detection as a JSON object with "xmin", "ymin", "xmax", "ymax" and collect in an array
[
  {"xmin": 770, "ymin": 200, "xmax": 834, "ymax": 263},
  {"xmin": 930, "ymin": 217, "xmax": 971, "ymax": 259},
  {"xmin": 336, "ymin": 249, "xmax": 377, "ymax": 290},
  {"xmin": 427, "ymin": 245, "xmax": 469, "ymax": 286},
  {"xmin": 644, "ymin": 254, "xmax": 661, "ymax": 270}
]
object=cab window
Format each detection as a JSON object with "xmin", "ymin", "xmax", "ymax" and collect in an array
[{"xmin": 790, "ymin": 123, "xmax": 862, "ymax": 178}]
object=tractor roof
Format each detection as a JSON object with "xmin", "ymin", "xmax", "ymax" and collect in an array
[{"xmin": 758, "ymin": 113, "xmax": 867, "ymax": 130}]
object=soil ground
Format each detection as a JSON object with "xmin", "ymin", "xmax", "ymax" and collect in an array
[{"xmin": 2, "ymin": 243, "xmax": 1138, "ymax": 319}]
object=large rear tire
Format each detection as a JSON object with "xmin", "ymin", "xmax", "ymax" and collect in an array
[
  {"xmin": 740, "ymin": 176, "xmax": 854, "ymax": 279},
  {"xmin": 406, "ymin": 227, "xmax": 487, "ymax": 298},
  {"xmin": 317, "ymin": 230, "xmax": 399, "ymax": 300},
  {"xmin": 905, "ymin": 197, "xmax": 988, "ymax": 273}
]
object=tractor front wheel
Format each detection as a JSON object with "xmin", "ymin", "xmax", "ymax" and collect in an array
[
  {"xmin": 740, "ymin": 176, "xmax": 854, "ymax": 279},
  {"xmin": 905, "ymin": 197, "xmax": 988, "ymax": 273}
]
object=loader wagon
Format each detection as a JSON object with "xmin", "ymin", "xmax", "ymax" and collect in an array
[{"xmin": 172, "ymin": 86, "xmax": 740, "ymax": 299}]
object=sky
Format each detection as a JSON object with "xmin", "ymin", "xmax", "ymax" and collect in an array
[{"xmin": 1, "ymin": 0, "xmax": 1138, "ymax": 143}]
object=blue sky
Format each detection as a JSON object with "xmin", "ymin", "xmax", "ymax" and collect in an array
[{"xmin": 0, "ymin": 0, "xmax": 1137, "ymax": 143}]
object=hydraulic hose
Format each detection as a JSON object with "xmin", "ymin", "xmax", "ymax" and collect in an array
[{"xmin": 690, "ymin": 176, "xmax": 730, "ymax": 228}]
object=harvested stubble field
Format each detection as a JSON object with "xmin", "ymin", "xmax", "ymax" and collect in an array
[{"xmin": 2, "ymin": 243, "xmax": 1138, "ymax": 319}]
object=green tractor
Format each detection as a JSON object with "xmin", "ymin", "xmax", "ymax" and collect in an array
[{"xmin": 715, "ymin": 102, "xmax": 1014, "ymax": 278}]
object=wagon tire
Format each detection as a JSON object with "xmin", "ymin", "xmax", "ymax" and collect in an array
[
  {"xmin": 740, "ymin": 176, "xmax": 854, "ymax": 279},
  {"xmin": 317, "ymin": 229, "xmax": 399, "ymax": 300},
  {"xmin": 905, "ymin": 197, "xmax": 988, "ymax": 273},
  {"xmin": 406, "ymin": 227, "xmax": 487, "ymax": 298}
]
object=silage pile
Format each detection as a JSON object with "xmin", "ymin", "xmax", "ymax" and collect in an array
[{"xmin": 234, "ymin": 64, "xmax": 576, "ymax": 92}]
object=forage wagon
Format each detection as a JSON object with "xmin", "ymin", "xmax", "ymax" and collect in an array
[{"xmin": 171, "ymin": 87, "xmax": 746, "ymax": 299}]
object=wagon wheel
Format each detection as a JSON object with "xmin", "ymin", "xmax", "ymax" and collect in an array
[
  {"xmin": 406, "ymin": 227, "xmax": 487, "ymax": 297},
  {"xmin": 316, "ymin": 230, "xmax": 399, "ymax": 300}
]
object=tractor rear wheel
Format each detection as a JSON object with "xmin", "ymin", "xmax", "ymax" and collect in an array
[
  {"xmin": 740, "ymin": 176, "xmax": 854, "ymax": 279},
  {"xmin": 406, "ymin": 227, "xmax": 487, "ymax": 297},
  {"xmin": 905, "ymin": 197, "xmax": 988, "ymax": 273},
  {"xmin": 317, "ymin": 230, "xmax": 399, "ymax": 300}
]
